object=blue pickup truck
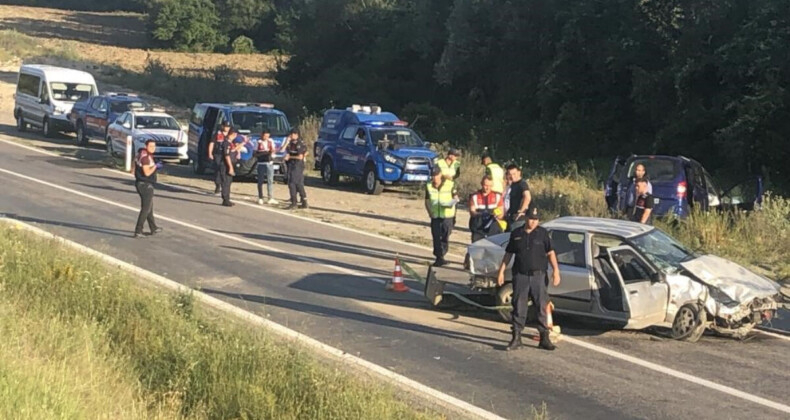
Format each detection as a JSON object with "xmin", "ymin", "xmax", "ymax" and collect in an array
[
  {"xmin": 69, "ymin": 92, "xmax": 148, "ymax": 146},
  {"xmin": 313, "ymin": 105, "xmax": 437, "ymax": 195},
  {"xmin": 188, "ymin": 102, "xmax": 291, "ymax": 179}
]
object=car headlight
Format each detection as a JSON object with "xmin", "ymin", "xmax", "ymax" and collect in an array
[{"xmin": 382, "ymin": 152, "xmax": 405, "ymax": 167}]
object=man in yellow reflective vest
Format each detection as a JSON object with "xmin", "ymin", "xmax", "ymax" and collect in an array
[
  {"xmin": 425, "ymin": 165, "xmax": 459, "ymax": 267},
  {"xmin": 481, "ymin": 153, "xmax": 505, "ymax": 194},
  {"xmin": 434, "ymin": 148, "xmax": 461, "ymax": 181}
]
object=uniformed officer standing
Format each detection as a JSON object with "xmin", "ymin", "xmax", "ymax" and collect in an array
[
  {"xmin": 209, "ymin": 126, "xmax": 236, "ymax": 207},
  {"xmin": 425, "ymin": 166, "xmax": 459, "ymax": 267},
  {"xmin": 210, "ymin": 122, "xmax": 231, "ymax": 195},
  {"xmin": 133, "ymin": 139, "xmax": 162, "ymax": 238},
  {"xmin": 281, "ymin": 128, "xmax": 308, "ymax": 209},
  {"xmin": 497, "ymin": 206, "xmax": 561, "ymax": 351}
]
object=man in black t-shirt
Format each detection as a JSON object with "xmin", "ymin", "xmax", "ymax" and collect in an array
[
  {"xmin": 630, "ymin": 177, "xmax": 654, "ymax": 224},
  {"xmin": 505, "ymin": 164, "xmax": 531, "ymax": 231},
  {"xmin": 497, "ymin": 206, "xmax": 560, "ymax": 351},
  {"xmin": 281, "ymin": 128, "xmax": 308, "ymax": 209},
  {"xmin": 133, "ymin": 140, "xmax": 163, "ymax": 238}
]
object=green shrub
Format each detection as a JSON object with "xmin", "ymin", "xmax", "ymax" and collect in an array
[{"xmin": 231, "ymin": 35, "xmax": 257, "ymax": 54}]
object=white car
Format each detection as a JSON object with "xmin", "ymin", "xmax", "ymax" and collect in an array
[
  {"xmin": 454, "ymin": 217, "xmax": 782, "ymax": 341},
  {"xmin": 106, "ymin": 109, "xmax": 189, "ymax": 164}
]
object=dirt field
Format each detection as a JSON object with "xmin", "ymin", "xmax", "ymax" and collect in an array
[{"xmin": 0, "ymin": 5, "xmax": 278, "ymax": 86}]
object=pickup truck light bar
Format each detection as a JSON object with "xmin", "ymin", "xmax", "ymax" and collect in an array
[
  {"xmin": 364, "ymin": 120, "xmax": 409, "ymax": 127},
  {"xmin": 229, "ymin": 102, "xmax": 275, "ymax": 108}
]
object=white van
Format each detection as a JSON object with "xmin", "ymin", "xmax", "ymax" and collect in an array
[{"xmin": 13, "ymin": 64, "xmax": 98, "ymax": 137}]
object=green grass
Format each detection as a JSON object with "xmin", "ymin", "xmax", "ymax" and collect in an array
[
  {"xmin": 0, "ymin": 225, "xmax": 440, "ymax": 419},
  {"xmin": 0, "ymin": 29, "xmax": 79, "ymax": 62}
]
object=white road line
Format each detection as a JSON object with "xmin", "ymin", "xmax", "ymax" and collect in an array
[
  {"xmin": 3, "ymin": 165, "xmax": 790, "ymax": 415},
  {"xmin": 1, "ymin": 218, "xmax": 505, "ymax": 420}
]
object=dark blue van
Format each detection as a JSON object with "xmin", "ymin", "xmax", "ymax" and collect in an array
[{"xmin": 605, "ymin": 155, "xmax": 762, "ymax": 218}]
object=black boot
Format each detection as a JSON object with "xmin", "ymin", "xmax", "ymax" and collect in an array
[
  {"xmin": 506, "ymin": 329, "xmax": 523, "ymax": 351},
  {"xmin": 286, "ymin": 202, "xmax": 297, "ymax": 210},
  {"xmin": 538, "ymin": 329, "xmax": 556, "ymax": 351},
  {"xmin": 300, "ymin": 200, "xmax": 309, "ymax": 209}
]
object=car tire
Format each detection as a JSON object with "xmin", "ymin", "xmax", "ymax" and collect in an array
[
  {"xmin": 42, "ymin": 118, "xmax": 53, "ymax": 138},
  {"xmin": 76, "ymin": 121, "xmax": 88, "ymax": 146},
  {"xmin": 16, "ymin": 113, "xmax": 26, "ymax": 132},
  {"xmin": 364, "ymin": 165, "xmax": 384, "ymax": 195},
  {"xmin": 321, "ymin": 158, "xmax": 339, "ymax": 186},
  {"xmin": 496, "ymin": 283, "xmax": 513, "ymax": 322},
  {"xmin": 671, "ymin": 304, "xmax": 707, "ymax": 342},
  {"xmin": 179, "ymin": 159, "xmax": 190, "ymax": 165}
]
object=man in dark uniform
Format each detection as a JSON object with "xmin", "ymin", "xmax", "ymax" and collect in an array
[
  {"xmin": 281, "ymin": 128, "xmax": 308, "ymax": 209},
  {"xmin": 497, "ymin": 206, "xmax": 561, "ymax": 351},
  {"xmin": 209, "ymin": 126, "xmax": 236, "ymax": 207},
  {"xmin": 210, "ymin": 122, "xmax": 231, "ymax": 195},
  {"xmin": 133, "ymin": 139, "xmax": 163, "ymax": 238},
  {"xmin": 630, "ymin": 177, "xmax": 655, "ymax": 224}
]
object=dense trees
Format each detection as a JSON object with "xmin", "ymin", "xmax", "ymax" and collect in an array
[{"xmin": 9, "ymin": 0, "xmax": 789, "ymax": 190}]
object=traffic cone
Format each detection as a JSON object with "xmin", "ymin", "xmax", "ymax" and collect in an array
[
  {"xmin": 387, "ymin": 256, "xmax": 410, "ymax": 292},
  {"xmin": 546, "ymin": 301, "xmax": 554, "ymax": 329},
  {"xmin": 547, "ymin": 301, "xmax": 562, "ymax": 343}
]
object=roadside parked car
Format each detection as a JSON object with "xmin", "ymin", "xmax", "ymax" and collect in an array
[
  {"xmin": 188, "ymin": 102, "xmax": 291, "ymax": 179},
  {"xmin": 14, "ymin": 64, "xmax": 98, "ymax": 138},
  {"xmin": 604, "ymin": 155, "xmax": 763, "ymax": 218},
  {"xmin": 105, "ymin": 107, "xmax": 188, "ymax": 163},
  {"xmin": 313, "ymin": 104, "xmax": 437, "ymax": 195},
  {"xmin": 428, "ymin": 216, "xmax": 782, "ymax": 342},
  {"xmin": 69, "ymin": 92, "xmax": 149, "ymax": 146}
]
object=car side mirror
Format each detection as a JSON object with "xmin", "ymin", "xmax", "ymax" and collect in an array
[
  {"xmin": 650, "ymin": 271, "xmax": 665, "ymax": 283},
  {"xmin": 39, "ymin": 97, "xmax": 49, "ymax": 104}
]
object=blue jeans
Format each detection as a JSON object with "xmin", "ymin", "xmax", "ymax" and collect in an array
[{"xmin": 257, "ymin": 162, "xmax": 274, "ymax": 199}]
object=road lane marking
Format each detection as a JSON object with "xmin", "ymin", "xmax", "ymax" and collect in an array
[
  {"xmin": 1, "ymin": 218, "xmax": 505, "ymax": 420},
  {"xmin": 2, "ymin": 165, "xmax": 790, "ymax": 415}
]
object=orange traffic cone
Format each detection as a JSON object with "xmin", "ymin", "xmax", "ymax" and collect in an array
[
  {"xmin": 546, "ymin": 301, "xmax": 554, "ymax": 329},
  {"xmin": 387, "ymin": 256, "xmax": 410, "ymax": 292}
]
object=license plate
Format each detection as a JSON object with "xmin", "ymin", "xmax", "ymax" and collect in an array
[{"xmin": 405, "ymin": 174, "xmax": 428, "ymax": 182}]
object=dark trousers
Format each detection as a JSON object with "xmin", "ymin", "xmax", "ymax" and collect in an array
[
  {"xmin": 511, "ymin": 272, "xmax": 549, "ymax": 333},
  {"xmin": 213, "ymin": 162, "xmax": 222, "ymax": 191},
  {"xmin": 430, "ymin": 217, "xmax": 453, "ymax": 260},
  {"xmin": 287, "ymin": 160, "xmax": 306, "ymax": 204},
  {"xmin": 218, "ymin": 164, "xmax": 233, "ymax": 203},
  {"xmin": 134, "ymin": 181, "xmax": 157, "ymax": 233}
]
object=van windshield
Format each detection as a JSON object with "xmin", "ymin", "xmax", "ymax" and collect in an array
[
  {"xmin": 49, "ymin": 82, "xmax": 93, "ymax": 102},
  {"xmin": 370, "ymin": 128, "xmax": 424, "ymax": 149},
  {"xmin": 231, "ymin": 111, "xmax": 289, "ymax": 137}
]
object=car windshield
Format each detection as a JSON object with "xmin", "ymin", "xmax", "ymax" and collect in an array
[
  {"xmin": 49, "ymin": 82, "xmax": 93, "ymax": 102},
  {"xmin": 370, "ymin": 128, "xmax": 424, "ymax": 149},
  {"xmin": 135, "ymin": 115, "xmax": 179, "ymax": 130},
  {"xmin": 111, "ymin": 101, "xmax": 146, "ymax": 113},
  {"xmin": 629, "ymin": 229, "xmax": 693, "ymax": 273},
  {"xmin": 628, "ymin": 158, "xmax": 680, "ymax": 183},
  {"xmin": 231, "ymin": 111, "xmax": 289, "ymax": 136}
]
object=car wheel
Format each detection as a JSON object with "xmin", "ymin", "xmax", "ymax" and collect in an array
[
  {"xmin": 496, "ymin": 283, "xmax": 513, "ymax": 322},
  {"xmin": 16, "ymin": 113, "xmax": 26, "ymax": 132},
  {"xmin": 321, "ymin": 158, "xmax": 338, "ymax": 185},
  {"xmin": 671, "ymin": 304, "xmax": 706, "ymax": 342},
  {"xmin": 364, "ymin": 166, "xmax": 384, "ymax": 195},
  {"xmin": 76, "ymin": 122, "xmax": 88, "ymax": 146},
  {"xmin": 43, "ymin": 118, "xmax": 53, "ymax": 138}
]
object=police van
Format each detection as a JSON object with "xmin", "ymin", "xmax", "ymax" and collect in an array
[
  {"xmin": 14, "ymin": 64, "xmax": 98, "ymax": 138},
  {"xmin": 313, "ymin": 104, "xmax": 437, "ymax": 195},
  {"xmin": 188, "ymin": 102, "xmax": 291, "ymax": 179}
]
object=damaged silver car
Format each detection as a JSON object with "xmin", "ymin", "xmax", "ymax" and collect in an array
[{"xmin": 463, "ymin": 216, "xmax": 782, "ymax": 341}]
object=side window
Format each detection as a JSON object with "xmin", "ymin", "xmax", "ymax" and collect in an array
[
  {"xmin": 341, "ymin": 127, "xmax": 358, "ymax": 142},
  {"xmin": 90, "ymin": 97, "xmax": 103, "ymax": 110},
  {"xmin": 118, "ymin": 113, "xmax": 129, "ymax": 126},
  {"xmin": 39, "ymin": 81, "xmax": 49, "ymax": 102},
  {"xmin": 97, "ymin": 99, "xmax": 108, "ymax": 113},
  {"xmin": 17, "ymin": 73, "xmax": 40, "ymax": 97},
  {"xmin": 550, "ymin": 230, "xmax": 586, "ymax": 268},
  {"xmin": 610, "ymin": 249, "xmax": 651, "ymax": 284},
  {"xmin": 190, "ymin": 105, "xmax": 205, "ymax": 125}
]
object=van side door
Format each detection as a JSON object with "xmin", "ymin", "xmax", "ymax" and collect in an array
[
  {"xmin": 16, "ymin": 73, "xmax": 42, "ymax": 124},
  {"xmin": 607, "ymin": 245, "xmax": 668, "ymax": 329}
]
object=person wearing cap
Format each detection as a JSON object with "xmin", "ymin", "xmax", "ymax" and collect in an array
[
  {"xmin": 425, "ymin": 165, "xmax": 459, "ymax": 267},
  {"xmin": 255, "ymin": 128, "xmax": 278, "ymax": 205},
  {"xmin": 497, "ymin": 206, "xmax": 560, "ymax": 351},
  {"xmin": 209, "ymin": 121, "xmax": 231, "ymax": 195},
  {"xmin": 133, "ymin": 139, "xmax": 163, "ymax": 238},
  {"xmin": 481, "ymin": 154, "xmax": 505, "ymax": 194},
  {"xmin": 280, "ymin": 128, "xmax": 308, "ymax": 209},
  {"xmin": 209, "ymin": 125, "xmax": 236, "ymax": 207},
  {"xmin": 435, "ymin": 148, "xmax": 462, "ymax": 181}
]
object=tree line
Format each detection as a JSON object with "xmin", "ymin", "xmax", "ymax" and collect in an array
[{"xmin": 10, "ymin": 0, "xmax": 790, "ymax": 192}]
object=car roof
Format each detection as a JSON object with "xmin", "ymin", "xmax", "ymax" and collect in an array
[
  {"xmin": 20, "ymin": 64, "xmax": 96, "ymax": 84},
  {"xmin": 543, "ymin": 216, "xmax": 654, "ymax": 238}
]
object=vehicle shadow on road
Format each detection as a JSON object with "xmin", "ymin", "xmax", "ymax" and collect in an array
[
  {"xmin": 200, "ymin": 281, "xmax": 503, "ymax": 348},
  {"xmin": 217, "ymin": 230, "xmax": 431, "ymax": 263},
  {"xmin": 1, "ymin": 213, "xmax": 132, "ymax": 238}
]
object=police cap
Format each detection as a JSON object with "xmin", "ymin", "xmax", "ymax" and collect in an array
[
  {"xmin": 431, "ymin": 165, "xmax": 443, "ymax": 176},
  {"xmin": 448, "ymin": 148, "xmax": 461, "ymax": 157},
  {"xmin": 527, "ymin": 206, "xmax": 541, "ymax": 220}
]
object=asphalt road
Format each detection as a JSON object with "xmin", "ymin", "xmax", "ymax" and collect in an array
[{"xmin": 1, "ymin": 135, "xmax": 789, "ymax": 420}]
